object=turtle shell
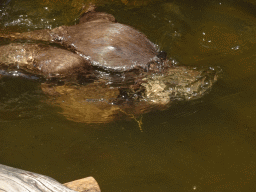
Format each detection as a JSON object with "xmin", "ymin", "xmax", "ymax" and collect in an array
[{"xmin": 51, "ymin": 20, "xmax": 158, "ymax": 72}]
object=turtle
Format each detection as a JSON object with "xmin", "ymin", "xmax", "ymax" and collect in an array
[
  {"xmin": 0, "ymin": 11, "xmax": 161, "ymax": 76},
  {"xmin": 0, "ymin": 10, "xmax": 218, "ymax": 122}
]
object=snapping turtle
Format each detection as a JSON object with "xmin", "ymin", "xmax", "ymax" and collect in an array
[
  {"xmin": 0, "ymin": 11, "xmax": 159, "ymax": 75},
  {"xmin": 0, "ymin": 10, "xmax": 218, "ymax": 123}
]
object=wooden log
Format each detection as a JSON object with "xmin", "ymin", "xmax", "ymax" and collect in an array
[
  {"xmin": 0, "ymin": 164, "xmax": 100, "ymax": 192},
  {"xmin": 64, "ymin": 177, "xmax": 100, "ymax": 192}
]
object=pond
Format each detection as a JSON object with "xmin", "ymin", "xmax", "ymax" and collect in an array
[{"xmin": 0, "ymin": 0, "xmax": 256, "ymax": 191}]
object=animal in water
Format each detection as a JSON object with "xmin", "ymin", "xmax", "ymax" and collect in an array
[
  {"xmin": 0, "ymin": 10, "xmax": 218, "ymax": 107},
  {"xmin": 0, "ymin": 11, "xmax": 161, "ymax": 76}
]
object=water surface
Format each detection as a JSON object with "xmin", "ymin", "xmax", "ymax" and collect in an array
[{"xmin": 0, "ymin": 0, "xmax": 256, "ymax": 191}]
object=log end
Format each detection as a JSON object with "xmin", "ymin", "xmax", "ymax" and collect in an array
[{"xmin": 63, "ymin": 177, "xmax": 101, "ymax": 192}]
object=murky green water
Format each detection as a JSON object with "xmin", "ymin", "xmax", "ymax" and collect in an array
[{"xmin": 1, "ymin": 0, "xmax": 256, "ymax": 191}]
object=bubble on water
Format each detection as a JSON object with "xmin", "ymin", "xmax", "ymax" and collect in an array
[{"xmin": 231, "ymin": 45, "xmax": 240, "ymax": 50}]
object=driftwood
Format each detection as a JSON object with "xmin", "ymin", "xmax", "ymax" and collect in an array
[
  {"xmin": 0, "ymin": 164, "xmax": 101, "ymax": 192},
  {"xmin": 63, "ymin": 177, "xmax": 100, "ymax": 192}
]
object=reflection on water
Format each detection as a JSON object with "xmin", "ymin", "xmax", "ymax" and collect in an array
[
  {"xmin": 0, "ymin": 76, "xmax": 43, "ymax": 120},
  {"xmin": 0, "ymin": 0, "xmax": 256, "ymax": 191},
  {"xmin": 0, "ymin": 0, "xmax": 89, "ymax": 31}
]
